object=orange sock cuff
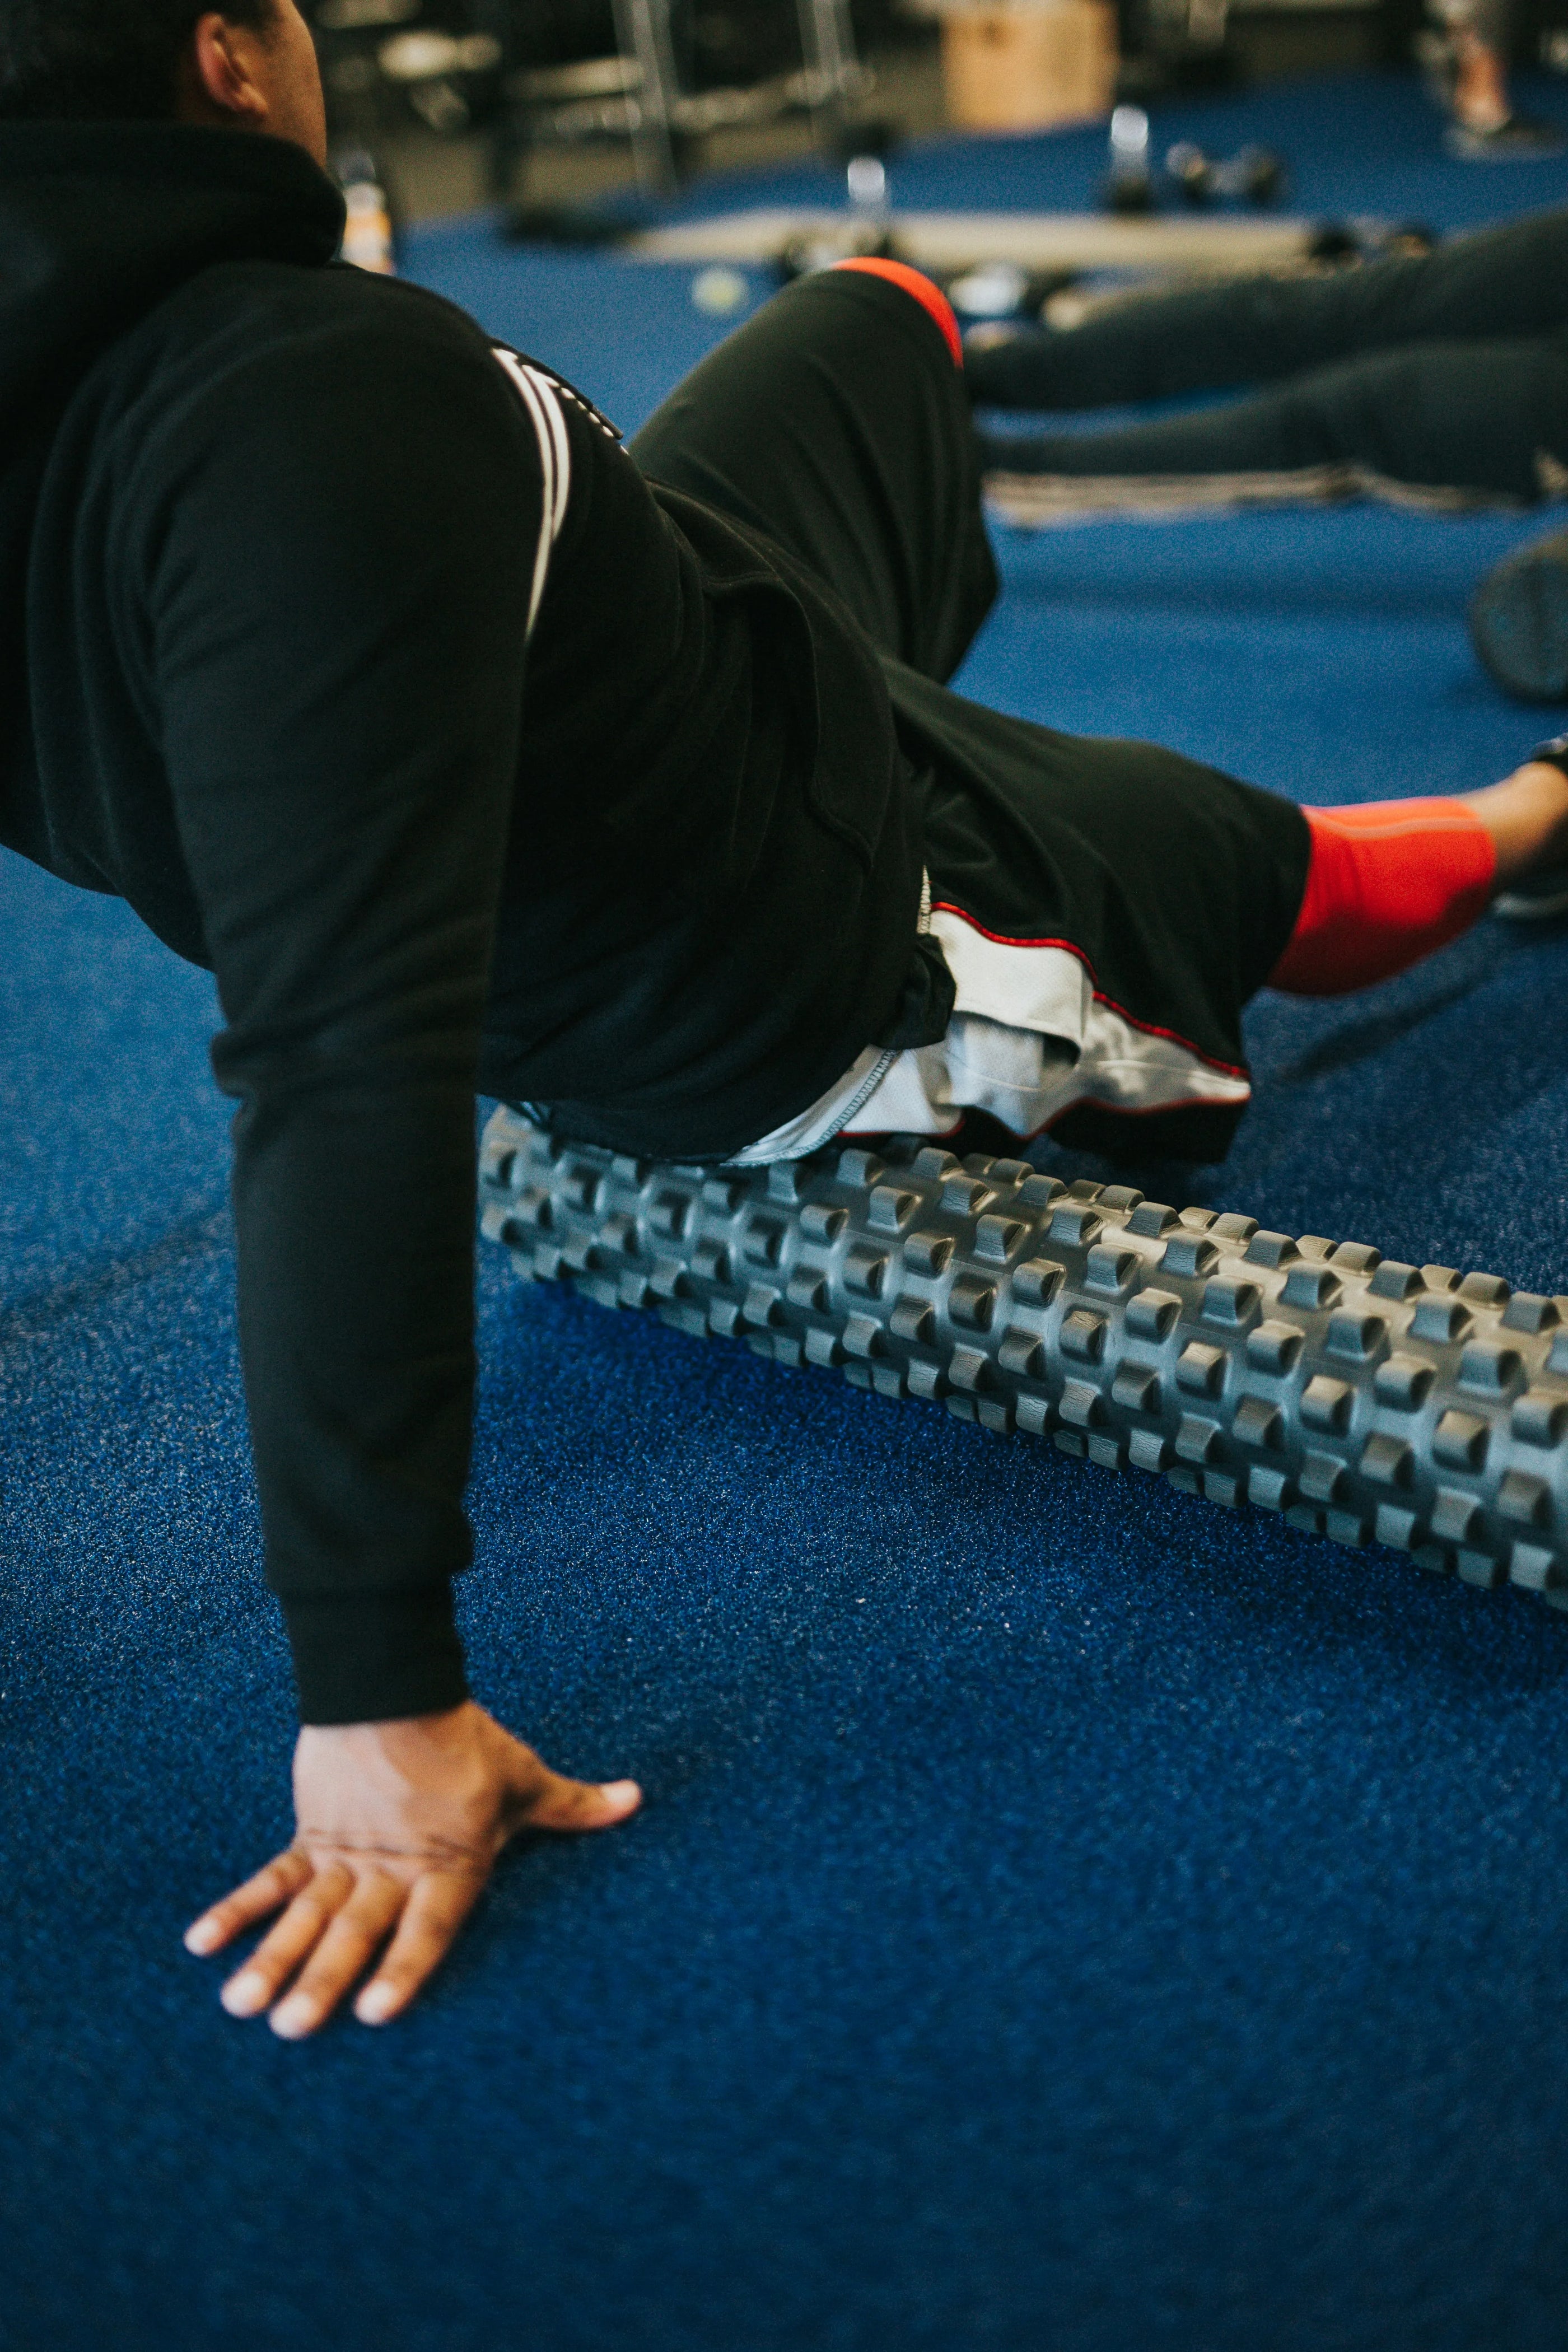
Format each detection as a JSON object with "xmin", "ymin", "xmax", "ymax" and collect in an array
[
  {"xmin": 1268, "ymin": 799, "xmax": 1497, "ymax": 997},
  {"xmin": 829, "ymin": 258, "xmax": 964, "ymax": 368}
]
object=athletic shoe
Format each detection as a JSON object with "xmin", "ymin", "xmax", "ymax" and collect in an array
[
  {"xmin": 1471, "ymin": 529, "xmax": 1568, "ymax": 704},
  {"xmin": 1443, "ymin": 113, "xmax": 1565, "ymax": 158},
  {"xmin": 1492, "ymin": 735, "xmax": 1568, "ymax": 918},
  {"xmin": 1495, "ymin": 865, "xmax": 1568, "ymax": 918}
]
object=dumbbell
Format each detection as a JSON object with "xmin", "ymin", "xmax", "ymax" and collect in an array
[
  {"xmin": 1104, "ymin": 104, "xmax": 1155, "ymax": 214},
  {"xmin": 1303, "ymin": 220, "xmax": 1439, "ymax": 270},
  {"xmin": 942, "ymin": 262, "xmax": 1079, "ymax": 323},
  {"xmin": 1165, "ymin": 139, "xmax": 1287, "ymax": 207}
]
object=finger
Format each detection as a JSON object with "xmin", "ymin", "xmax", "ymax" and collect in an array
[
  {"xmin": 507, "ymin": 1770, "xmax": 643, "ymax": 1837},
  {"xmin": 354, "ymin": 1869, "xmax": 489, "ymax": 2027},
  {"xmin": 219, "ymin": 1860, "xmax": 354, "ymax": 2019},
  {"xmin": 184, "ymin": 1847, "xmax": 313, "ymax": 1957},
  {"xmin": 268, "ymin": 1869, "xmax": 408, "ymax": 2041}
]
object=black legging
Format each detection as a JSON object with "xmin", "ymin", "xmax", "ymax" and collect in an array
[{"xmin": 969, "ymin": 207, "xmax": 1568, "ymax": 504}]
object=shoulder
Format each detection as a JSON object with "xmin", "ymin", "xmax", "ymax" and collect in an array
[
  {"xmin": 117, "ymin": 258, "xmax": 501, "ymax": 419},
  {"xmin": 101, "ymin": 262, "xmax": 535, "ymax": 538},
  {"xmin": 159, "ymin": 253, "xmax": 488, "ymax": 347}
]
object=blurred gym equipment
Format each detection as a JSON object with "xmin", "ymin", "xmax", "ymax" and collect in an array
[
  {"xmin": 633, "ymin": 208, "xmax": 1355, "ymax": 276},
  {"xmin": 1102, "ymin": 107, "xmax": 1287, "ymax": 213},
  {"xmin": 1165, "ymin": 137, "xmax": 1287, "ymax": 204},
  {"xmin": 307, "ymin": 0, "xmax": 881, "ymax": 204},
  {"xmin": 1104, "ymin": 100, "xmax": 1155, "ymax": 210},
  {"xmin": 485, "ymin": 0, "xmax": 874, "ymax": 200},
  {"xmin": 333, "ymin": 144, "xmax": 402, "ymax": 271}
]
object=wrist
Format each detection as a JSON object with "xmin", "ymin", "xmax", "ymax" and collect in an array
[{"xmin": 281, "ymin": 1585, "xmax": 469, "ymax": 1725}]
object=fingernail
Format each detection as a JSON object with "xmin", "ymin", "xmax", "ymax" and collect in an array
[
  {"xmin": 185, "ymin": 1920, "xmax": 220, "ymax": 1955},
  {"xmin": 357, "ymin": 1983, "xmax": 398, "ymax": 2025},
  {"xmin": 269, "ymin": 1996, "xmax": 317, "ymax": 2040},
  {"xmin": 601, "ymin": 1780, "xmax": 641, "ymax": 1809},
  {"xmin": 221, "ymin": 1970, "xmax": 269, "ymax": 2017}
]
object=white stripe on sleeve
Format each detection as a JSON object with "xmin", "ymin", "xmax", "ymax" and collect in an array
[{"xmin": 492, "ymin": 347, "xmax": 572, "ymax": 637}]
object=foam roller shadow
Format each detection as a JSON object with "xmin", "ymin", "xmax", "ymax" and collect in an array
[{"xmin": 479, "ymin": 1105, "xmax": 1568, "ymax": 1609}]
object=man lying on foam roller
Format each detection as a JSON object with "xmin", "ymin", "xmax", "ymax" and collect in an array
[
  {"xmin": 7, "ymin": 0, "xmax": 1568, "ymax": 2037},
  {"xmin": 967, "ymin": 210, "xmax": 1568, "ymax": 708}
]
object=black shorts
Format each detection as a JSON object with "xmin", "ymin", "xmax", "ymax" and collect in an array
[{"xmin": 632, "ymin": 268, "xmax": 1312, "ymax": 1161}]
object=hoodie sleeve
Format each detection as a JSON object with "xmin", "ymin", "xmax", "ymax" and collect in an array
[{"xmin": 142, "ymin": 301, "xmax": 543, "ymax": 1724}]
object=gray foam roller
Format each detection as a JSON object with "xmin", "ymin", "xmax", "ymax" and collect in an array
[{"xmin": 479, "ymin": 1104, "xmax": 1568, "ymax": 1609}]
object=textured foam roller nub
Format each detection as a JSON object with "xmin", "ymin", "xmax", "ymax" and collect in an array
[{"xmin": 479, "ymin": 1107, "xmax": 1568, "ymax": 1608}]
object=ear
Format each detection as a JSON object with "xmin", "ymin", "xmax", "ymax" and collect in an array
[{"xmin": 189, "ymin": 12, "xmax": 269, "ymax": 127}]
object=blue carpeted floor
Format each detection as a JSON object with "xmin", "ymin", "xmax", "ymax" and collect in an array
[{"xmin": 7, "ymin": 71, "xmax": 1568, "ymax": 2352}]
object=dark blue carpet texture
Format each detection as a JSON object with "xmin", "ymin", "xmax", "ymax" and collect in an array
[{"xmin": 8, "ymin": 71, "xmax": 1568, "ymax": 2352}]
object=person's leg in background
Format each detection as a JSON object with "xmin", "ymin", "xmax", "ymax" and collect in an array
[
  {"xmin": 976, "ymin": 333, "xmax": 1568, "ymax": 515},
  {"xmin": 968, "ymin": 208, "xmax": 1568, "ymax": 512},
  {"xmin": 1413, "ymin": 0, "xmax": 1568, "ymax": 685},
  {"xmin": 1422, "ymin": 0, "xmax": 1564, "ymax": 153},
  {"xmin": 964, "ymin": 209, "xmax": 1568, "ymax": 702},
  {"xmin": 966, "ymin": 208, "xmax": 1568, "ymax": 418}
]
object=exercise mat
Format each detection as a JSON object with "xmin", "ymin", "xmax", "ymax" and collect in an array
[{"xmin": 628, "ymin": 208, "xmax": 1318, "ymax": 273}]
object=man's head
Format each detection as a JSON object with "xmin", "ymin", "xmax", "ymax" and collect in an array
[{"xmin": 0, "ymin": 2, "xmax": 328, "ymax": 165}]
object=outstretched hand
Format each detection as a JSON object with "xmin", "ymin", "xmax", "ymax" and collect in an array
[{"xmin": 184, "ymin": 1701, "xmax": 641, "ymax": 2037}]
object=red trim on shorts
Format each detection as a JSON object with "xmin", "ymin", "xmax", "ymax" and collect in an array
[
  {"xmin": 829, "ymin": 258, "xmax": 964, "ymax": 368},
  {"xmin": 927, "ymin": 904, "xmax": 1085, "ymax": 953},
  {"xmin": 843, "ymin": 1091, "xmax": 1248, "ymax": 1143},
  {"xmin": 928, "ymin": 899, "xmax": 1251, "ymax": 1081},
  {"xmin": 1268, "ymin": 800, "xmax": 1496, "ymax": 997}
]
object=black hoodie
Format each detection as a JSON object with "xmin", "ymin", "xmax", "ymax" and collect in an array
[{"xmin": 0, "ymin": 123, "xmax": 923, "ymax": 1722}]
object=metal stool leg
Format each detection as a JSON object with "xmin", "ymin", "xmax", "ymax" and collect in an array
[
  {"xmin": 612, "ymin": 0, "xmax": 682, "ymax": 198},
  {"xmin": 796, "ymin": 0, "xmax": 861, "ymax": 147}
]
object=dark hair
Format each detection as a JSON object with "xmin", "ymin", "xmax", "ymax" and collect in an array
[{"xmin": 0, "ymin": 0, "xmax": 279, "ymax": 123}]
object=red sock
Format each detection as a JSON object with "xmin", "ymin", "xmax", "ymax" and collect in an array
[
  {"xmin": 829, "ymin": 257, "xmax": 964, "ymax": 369},
  {"xmin": 1268, "ymin": 800, "xmax": 1497, "ymax": 997}
]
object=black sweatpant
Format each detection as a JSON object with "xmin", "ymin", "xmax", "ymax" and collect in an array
[
  {"xmin": 632, "ymin": 267, "xmax": 1312, "ymax": 1161},
  {"xmin": 970, "ymin": 206, "xmax": 1568, "ymax": 509},
  {"xmin": 631, "ymin": 265, "xmax": 998, "ymax": 678}
]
